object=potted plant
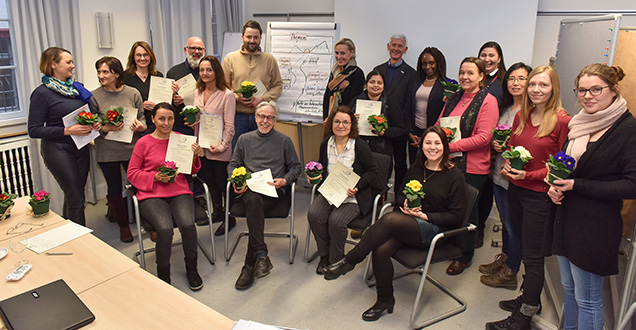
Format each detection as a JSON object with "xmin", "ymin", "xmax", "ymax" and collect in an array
[
  {"xmin": 105, "ymin": 106, "xmax": 124, "ymax": 125},
  {"xmin": 546, "ymin": 151, "xmax": 576, "ymax": 185},
  {"xmin": 228, "ymin": 166, "xmax": 252, "ymax": 191},
  {"xmin": 501, "ymin": 146, "xmax": 533, "ymax": 171},
  {"xmin": 441, "ymin": 78, "xmax": 460, "ymax": 98},
  {"xmin": 29, "ymin": 190, "xmax": 51, "ymax": 217},
  {"xmin": 305, "ymin": 161, "xmax": 323, "ymax": 185},
  {"xmin": 75, "ymin": 111, "xmax": 102, "ymax": 125},
  {"xmin": 492, "ymin": 124, "xmax": 512, "ymax": 149},
  {"xmin": 157, "ymin": 161, "xmax": 179, "ymax": 183},
  {"xmin": 179, "ymin": 106, "xmax": 201, "ymax": 125},
  {"xmin": 403, "ymin": 180, "xmax": 426, "ymax": 210},
  {"xmin": 441, "ymin": 127, "xmax": 457, "ymax": 142},
  {"xmin": 0, "ymin": 192, "xmax": 18, "ymax": 221},
  {"xmin": 367, "ymin": 114, "xmax": 388, "ymax": 135},
  {"xmin": 234, "ymin": 81, "xmax": 258, "ymax": 101}
]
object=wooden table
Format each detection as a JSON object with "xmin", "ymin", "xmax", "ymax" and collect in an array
[{"xmin": 0, "ymin": 197, "xmax": 65, "ymax": 243}]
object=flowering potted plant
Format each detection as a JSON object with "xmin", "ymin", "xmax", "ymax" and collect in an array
[
  {"xmin": 367, "ymin": 114, "xmax": 388, "ymax": 135},
  {"xmin": 29, "ymin": 190, "xmax": 51, "ymax": 217},
  {"xmin": 157, "ymin": 161, "xmax": 179, "ymax": 183},
  {"xmin": 403, "ymin": 180, "xmax": 426, "ymax": 210},
  {"xmin": 492, "ymin": 124, "xmax": 512, "ymax": 148},
  {"xmin": 546, "ymin": 151, "xmax": 576, "ymax": 185},
  {"xmin": 305, "ymin": 161, "xmax": 323, "ymax": 185},
  {"xmin": 179, "ymin": 106, "xmax": 200, "ymax": 125},
  {"xmin": 0, "ymin": 192, "xmax": 18, "ymax": 221},
  {"xmin": 502, "ymin": 146, "xmax": 533, "ymax": 171},
  {"xmin": 228, "ymin": 166, "xmax": 252, "ymax": 191},
  {"xmin": 75, "ymin": 111, "xmax": 102, "ymax": 125},
  {"xmin": 234, "ymin": 81, "xmax": 258, "ymax": 100},
  {"xmin": 105, "ymin": 106, "xmax": 124, "ymax": 125},
  {"xmin": 441, "ymin": 78, "xmax": 460, "ymax": 98},
  {"xmin": 441, "ymin": 127, "xmax": 457, "ymax": 142}
]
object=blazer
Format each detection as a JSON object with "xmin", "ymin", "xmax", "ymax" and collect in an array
[
  {"xmin": 374, "ymin": 60, "xmax": 416, "ymax": 137},
  {"xmin": 408, "ymin": 79, "xmax": 446, "ymax": 133}
]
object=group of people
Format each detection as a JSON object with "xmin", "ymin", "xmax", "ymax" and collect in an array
[{"xmin": 27, "ymin": 22, "xmax": 635, "ymax": 329}]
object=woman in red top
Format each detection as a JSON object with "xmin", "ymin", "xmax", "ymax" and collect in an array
[{"xmin": 486, "ymin": 65, "xmax": 571, "ymax": 330}]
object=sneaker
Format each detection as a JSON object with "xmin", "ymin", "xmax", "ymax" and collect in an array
[
  {"xmin": 480, "ymin": 265, "xmax": 518, "ymax": 290},
  {"xmin": 479, "ymin": 253, "xmax": 507, "ymax": 275},
  {"xmin": 187, "ymin": 270, "xmax": 204, "ymax": 291},
  {"xmin": 235, "ymin": 265, "xmax": 255, "ymax": 290},
  {"xmin": 254, "ymin": 255, "xmax": 273, "ymax": 278}
]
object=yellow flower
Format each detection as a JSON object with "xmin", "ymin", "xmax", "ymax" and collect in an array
[
  {"xmin": 406, "ymin": 180, "xmax": 422, "ymax": 192},
  {"xmin": 241, "ymin": 81, "xmax": 255, "ymax": 87},
  {"xmin": 232, "ymin": 167, "xmax": 247, "ymax": 178}
]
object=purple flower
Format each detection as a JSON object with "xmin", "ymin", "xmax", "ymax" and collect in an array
[
  {"xmin": 163, "ymin": 161, "xmax": 177, "ymax": 170},
  {"xmin": 494, "ymin": 124, "xmax": 511, "ymax": 131},
  {"xmin": 305, "ymin": 161, "xmax": 322, "ymax": 171},
  {"xmin": 446, "ymin": 78, "xmax": 458, "ymax": 85},
  {"xmin": 554, "ymin": 151, "xmax": 566, "ymax": 162}
]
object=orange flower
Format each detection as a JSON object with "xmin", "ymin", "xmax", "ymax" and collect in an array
[
  {"xmin": 442, "ymin": 127, "xmax": 453, "ymax": 137},
  {"xmin": 375, "ymin": 116, "xmax": 385, "ymax": 123}
]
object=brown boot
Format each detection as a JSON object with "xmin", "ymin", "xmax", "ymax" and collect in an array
[
  {"xmin": 480, "ymin": 264, "xmax": 518, "ymax": 290},
  {"xmin": 119, "ymin": 225, "xmax": 133, "ymax": 243},
  {"xmin": 107, "ymin": 195, "xmax": 134, "ymax": 243},
  {"xmin": 479, "ymin": 253, "xmax": 507, "ymax": 275}
]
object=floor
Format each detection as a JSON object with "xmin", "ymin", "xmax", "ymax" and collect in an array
[{"xmin": 86, "ymin": 186, "xmax": 559, "ymax": 330}]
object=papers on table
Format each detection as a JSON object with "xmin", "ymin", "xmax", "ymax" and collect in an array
[
  {"xmin": 148, "ymin": 76, "xmax": 175, "ymax": 104},
  {"xmin": 165, "ymin": 132, "xmax": 197, "ymax": 175},
  {"xmin": 356, "ymin": 99, "xmax": 382, "ymax": 136},
  {"xmin": 254, "ymin": 80, "xmax": 267, "ymax": 98},
  {"xmin": 198, "ymin": 113, "xmax": 223, "ymax": 149},
  {"xmin": 63, "ymin": 104, "xmax": 100, "ymax": 149},
  {"xmin": 176, "ymin": 73, "xmax": 197, "ymax": 106},
  {"xmin": 104, "ymin": 107, "xmax": 137, "ymax": 144},
  {"xmin": 318, "ymin": 161, "xmax": 360, "ymax": 208},
  {"xmin": 232, "ymin": 319, "xmax": 306, "ymax": 330},
  {"xmin": 246, "ymin": 169, "xmax": 278, "ymax": 198},
  {"xmin": 439, "ymin": 116, "xmax": 462, "ymax": 157},
  {"xmin": 24, "ymin": 222, "xmax": 93, "ymax": 254}
]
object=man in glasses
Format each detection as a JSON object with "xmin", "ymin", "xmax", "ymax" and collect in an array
[{"xmin": 227, "ymin": 101, "xmax": 301, "ymax": 290}]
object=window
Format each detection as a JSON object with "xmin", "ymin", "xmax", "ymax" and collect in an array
[{"xmin": 0, "ymin": 0, "xmax": 22, "ymax": 121}]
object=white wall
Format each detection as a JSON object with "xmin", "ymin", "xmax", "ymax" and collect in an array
[{"xmin": 243, "ymin": 0, "xmax": 334, "ymax": 30}]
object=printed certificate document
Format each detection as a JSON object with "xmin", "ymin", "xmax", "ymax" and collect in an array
[
  {"xmin": 246, "ymin": 169, "xmax": 278, "ymax": 198},
  {"xmin": 254, "ymin": 80, "xmax": 267, "ymax": 98},
  {"xmin": 104, "ymin": 107, "xmax": 136, "ymax": 144},
  {"xmin": 63, "ymin": 104, "xmax": 99, "ymax": 149},
  {"xmin": 176, "ymin": 73, "xmax": 197, "ymax": 106},
  {"xmin": 198, "ymin": 113, "xmax": 222, "ymax": 149},
  {"xmin": 148, "ymin": 76, "xmax": 175, "ymax": 104},
  {"xmin": 439, "ymin": 116, "xmax": 462, "ymax": 157},
  {"xmin": 318, "ymin": 161, "xmax": 360, "ymax": 208},
  {"xmin": 356, "ymin": 99, "xmax": 382, "ymax": 136},
  {"xmin": 165, "ymin": 132, "xmax": 197, "ymax": 175}
]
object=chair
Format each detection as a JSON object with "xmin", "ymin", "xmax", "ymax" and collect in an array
[
  {"xmin": 128, "ymin": 175, "xmax": 216, "ymax": 270},
  {"xmin": 304, "ymin": 152, "xmax": 393, "ymax": 262},
  {"xmin": 363, "ymin": 184, "xmax": 479, "ymax": 329},
  {"xmin": 223, "ymin": 181, "xmax": 298, "ymax": 263}
]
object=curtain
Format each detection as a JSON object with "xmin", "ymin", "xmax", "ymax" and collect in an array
[
  {"xmin": 217, "ymin": 0, "xmax": 243, "ymax": 33},
  {"xmin": 10, "ymin": 0, "xmax": 84, "ymax": 215}
]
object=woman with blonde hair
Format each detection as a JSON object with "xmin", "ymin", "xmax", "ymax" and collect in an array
[
  {"xmin": 322, "ymin": 38, "xmax": 365, "ymax": 119},
  {"xmin": 123, "ymin": 41, "xmax": 163, "ymax": 132}
]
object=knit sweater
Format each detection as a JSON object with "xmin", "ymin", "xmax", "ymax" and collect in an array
[
  {"xmin": 222, "ymin": 47, "xmax": 283, "ymax": 114},
  {"xmin": 90, "ymin": 85, "xmax": 145, "ymax": 162},
  {"xmin": 192, "ymin": 88, "xmax": 236, "ymax": 162},
  {"xmin": 127, "ymin": 134, "xmax": 201, "ymax": 201},
  {"xmin": 167, "ymin": 60, "xmax": 200, "ymax": 81}
]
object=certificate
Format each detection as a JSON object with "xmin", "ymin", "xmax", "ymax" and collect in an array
[
  {"xmin": 356, "ymin": 99, "xmax": 382, "ymax": 136},
  {"xmin": 63, "ymin": 104, "xmax": 100, "ymax": 150},
  {"xmin": 165, "ymin": 132, "xmax": 197, "ymax": 175},
  {"xmin": 198, "ymin": 113, "xmax": 223, "ymax": 149},
  {"xmin": 439, "ymin": 116, "xmax": 462, "ymax": 157},
  {"xmin": 104, "ymin": 107, "xmax": 136, "ymax": 144},
  {"xmin": 148, "ymin": 76, "xmax": 175, "ymax": 104},
  {"xmin": 318, "ymin": 161, "xmax": 360, "ymax": 208},
  {"xmin": 246, "ymin": 169, "xmax": 278, "ymax": 198},
  {"xmin": 176, "ymin": 73, "xmax": 197, "ymax": 106},
  {"xmin": 254, "ymin": 80, "xmax": 267, "ymax": 98}
]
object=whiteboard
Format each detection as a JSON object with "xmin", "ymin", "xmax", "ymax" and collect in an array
[
  {"xmin": 266, "ymin": 22, "xmax": 340, "ymax": 123},
  {"xmin": 554, "ymin": 15, "xmax": 622, "ymax": 114}
]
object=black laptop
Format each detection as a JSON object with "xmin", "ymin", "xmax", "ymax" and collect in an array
[{"xmin": 0, "ymin": 279, "xmax": 95, "ymax": 330}]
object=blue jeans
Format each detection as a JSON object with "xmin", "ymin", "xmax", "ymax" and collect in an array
[
  {"xmin": 232, "ymin": 112, "xmax": 257, "ymax": 150},
  {"xmin": 557, "ymin": 255, "xmax": 604, "ymax": 330},
  {"xmin": 493, "ymin": 184, "xmax": 521, "ymax": 271}
]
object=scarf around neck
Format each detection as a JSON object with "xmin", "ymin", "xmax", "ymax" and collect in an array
[{"xmin": 42, "ymin": 75, "xmax": 93, "ymax": 103}]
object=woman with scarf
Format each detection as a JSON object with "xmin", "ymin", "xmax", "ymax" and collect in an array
[
  {"xmin": 545, "ymin": 64, "xmax": 636, "ymax": 330},
  {"xmin": 322, "ymin": 38, "xmax": 365, "ymax": 120},
  {"xmin": 28, "ymin": 47, "xmax": 99, "ymax": 226}
]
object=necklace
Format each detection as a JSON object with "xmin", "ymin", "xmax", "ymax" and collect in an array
[
  {"xmin": 423, "ymin": 161, "xmax": 440, "ymax": 182},
  {"xmin": 425, "ymin": 77, "xmax": 436, "ymax": 82},
  {"xmin": 461, "ymin": 95, "xmax": 475, "ymax": 107}
]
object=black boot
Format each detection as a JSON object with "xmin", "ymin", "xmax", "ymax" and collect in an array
[
  {"xmin": 500, "ymin": 295, "xmax": 541, "ymax": 315},
  {"xmin": 362, "ymin": 296, "xmax": 395, "ymax": 321},
  {"xmin": 185, "ymin": 258, "xmax": 203, "ymax": 291},
  {"xmin": 157, "ymin": 264, "xmax": 171, "ymax": 284},
  {"xmin": 316, "ymin": 256, "xmax": 329, "ymax": 275},
  {"xmin": 107, "ymin": 196, "xmax": 133, "ymax": 243},
  {"xmin": 323, "ymin": 259, "xmax": 355, "ymax": 280},
  {"xmin": 486, "ymin": 303, "xmax": 537, "ymax": 330}
]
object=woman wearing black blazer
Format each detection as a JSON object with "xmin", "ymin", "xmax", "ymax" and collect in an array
[{"xmin": 322, "ymin": 38, "xmax": 365, "ymax": 119}]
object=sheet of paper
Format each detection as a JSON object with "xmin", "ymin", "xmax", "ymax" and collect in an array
[
  {"xmin": 318, "ymin": 161, "xmax": 360, "ymax": 208},
  {"xmin": 439, "ymin": 116, "xmax": 463, "ymax": 157},
  {"xmin": 104, "ymin": 107, "xmax": 136, "ymax": 144},
  {"xmin": 232, "ymin": 319, "xmax": 306, "ymax": 330},
  {"xmin": 356, "ymin": 99, "xmax": 382, "ymax": 136},
  {"xmin": 24, "ymin": 222, "xmax": 93, "ymax": 254},
  {"xmin": 176, "ymin": 73, "xmax": 197, "ymax": 106},
  {"xmin": 148, "ymin": 76, "xmax": 175, "ymax": 104},
  {"xmin": 62, "ymin": 104, "xmax": 100, "ymax": 149},
  {"xmin": 165, "ymin": 132, "xmax": 197, "ymax": 175},
  {"xmin": 254, "ymin": 80, "xmax": 267, "ymax": 98},
  {"xmin": 198, "ymin": 113, "xmax": 223, "ymax": 149},
  {"xmin": 246, "ymin": 169, "xmax": 278, "ymax": 198}
]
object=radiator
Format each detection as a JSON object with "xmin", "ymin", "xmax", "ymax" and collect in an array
[{"xmin": 0, "ymin": 135, "xmax": 34, "ymax": 197}]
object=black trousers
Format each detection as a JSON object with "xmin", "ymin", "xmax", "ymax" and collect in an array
[
  {"xmin": 40, "ymin": 140, "xmax": 90, "ymax": 226},
  {"xmin": 477, "ymin": 177, "xmax": 494, "ymax": 232},
  {"xmin": 458, "ymin": 173, "xmax": 487, "ymax": 263},
  {"xmin": 199, "ymin": 157, "xmax": 229, "ymax": 219},
  {"xmin": 392, "ymin": 138, "xmax": 408, "ymax": 196},
  {"xmin": 239, "ymin": 189, "xmax": 282, "ymax": 266},
  {"xmin": 98, "ymin": 161, "xmax": 129, "ymax": 197}
]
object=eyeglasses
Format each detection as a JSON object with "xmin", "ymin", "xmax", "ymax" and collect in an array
[
  {"xmin": 333, "ymin": 120, "xmax": 351, "ymax": 127},
  {"xmin": 507, "ymin": 77, "xmax": 527, "ymax": 82},
  {"xmin": 186, "ymin": 46, "xmax": 205, "ymax": 52},
  {"xmin": 256, "ymin": 114, "xmax": 276, "ymax": 122},
  {"xmin": 134, "ymin": 53, "xmax": 150, "ymax": 58},
  {"xmin": 574, "ymin": 86, "xmax": 609, "ymax": 96},
  {"xmin": 6, "ymin": 222, "xmax": 44, "ymax": 235}
]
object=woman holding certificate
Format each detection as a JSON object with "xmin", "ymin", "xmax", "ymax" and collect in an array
[
  {"xmin": 127, "ymin": 102, "xmax": 204, "ymax": 291},
  {"xmin": 307, "ymin": 106, "xmax": 378, "ymax": 273},
  {"xmin": 90, "ymin": 56, "xmax": 146, "ymax": 243},
  {"xmin": 322, "ymin": 126, "xmax": 466, "ymax": 321},
  {"xmin": 28, "ymin": 47, "xmax": 98, "ymax": 226},
  {"xmin": 123, "ymin": 41, "xmax": 163, "ymax": 133},
  {"xmin": 188, "ymin": 55, "xmax": 235, "ymax": 229}
]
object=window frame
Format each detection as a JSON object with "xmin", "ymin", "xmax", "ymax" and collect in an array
[{"xmin": 0, "ymin": 0, "xmax": 26, "ymax": 126}]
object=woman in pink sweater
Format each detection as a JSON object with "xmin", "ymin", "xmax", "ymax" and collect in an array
[{"xmin": 127, "ymin": 102, "xmax": 204, "ymax": 291}]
